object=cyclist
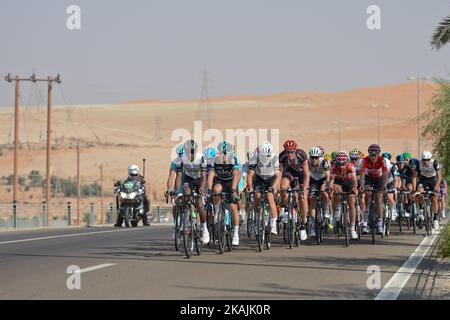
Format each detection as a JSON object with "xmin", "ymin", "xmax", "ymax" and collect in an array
[
  {"xmin": 396, "ymin": 153, "xmax": 414, "ymax": 217},
  {"xmin": 330, "ymin": 151, "xmax": 338, "ymax": 166},
  {"xmin": 247, "ymin": 141, "xmax": 282, "ymax": 236},
  {"xmin": 329, "ymin": 151, "xmax": 358, "ymax": 239},
  {"xmin": 207, "ymin": 141, "xmax": 241, "ymax": 245},
  {"xmin": 349, "ymin": 148, "xmax": 366, "ymax": 219},
  {"xmin": 382, "ymin": 152, "xmax": 400, "ymax": 221},
  {"xmin": 279, "ymin": 140, "xmax": 310, "ymax": 240},
  {"xmin": 359, "ymin": 144, "xmax": 388, "ymax": 235},
  {"xmin": 165, "ymin": 145, "xmax": 185, "ymax": 234},
  {"xmin": 307, "ymin": 146, "xmax": 331, "ymax": 227},
  {"xmin": 412, "ymin": 151, "xmax": 442, "ymax": 230},
  {"xmin": 175, "ymin": 139, "xmax": 209, "ymax": 244},
  {"xmin": 203, "ymin": 146, "xmax": 217, "ymax": 193},
  {"xmin": 241, "ymin": 150, "xmax": 254, "ymax": 222}
]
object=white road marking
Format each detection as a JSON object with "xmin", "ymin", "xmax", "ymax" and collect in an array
[
  {"xmin": 375, "ymin": 228, "xmax": 441, "ymax": 300},
  {"xmin": 76, "ymin": 263, "xmax": 117, "ymax": 273},
  {"xmin": 0, "ymin": 228, "xmax": 148, "ymax": 245}
]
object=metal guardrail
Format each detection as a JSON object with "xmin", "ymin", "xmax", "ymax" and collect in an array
[{"xmin": 0, "ymin": 201, "xmax": 173, "ymax": 228}]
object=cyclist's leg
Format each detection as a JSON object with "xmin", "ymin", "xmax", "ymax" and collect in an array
[{"xmin": 280, "ymin": 176, "xmax": 290, "ymax": 207}]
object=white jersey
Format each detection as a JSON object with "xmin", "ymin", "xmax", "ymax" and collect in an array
[
  {"xmin": 248, "ymin": 152, "xmax": 280, "ymax": 180},
  {"xmin": 176, "ymin": 152, "xmax": 206, "ymax": 179},
  {"xmin": 418, "ymin": 159, "xmax": 439, "ymax": 178},
  {"xmin": 385, "ymin": 158, "xmax": 400, "ymax": 183},
  {"xmin": 308, "ymin": 157, "xmax": 330, "ymax": 180}
]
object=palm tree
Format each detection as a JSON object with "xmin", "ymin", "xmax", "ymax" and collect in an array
[{"xmin": 431, "ymin": 14, "xmax": 450, "ymax": 51}]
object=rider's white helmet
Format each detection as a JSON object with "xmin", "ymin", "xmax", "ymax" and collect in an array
[
  {"xmin": 258, "ymin": 142, "xmax": 273, "ymax": 165},
  {"xmin": 421, "ymin": 151, "xmax": 432, "ymax": 160},
  {"xmin": 309, "ymin": 147, "xmax": 322, "ymax": 157},
  {"xmin": 128, "ymin": 164, "xmax": 139, "ymax": 176}
]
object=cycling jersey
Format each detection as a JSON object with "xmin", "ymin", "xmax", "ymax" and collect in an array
[
  {"xmin": 352, "ymin": 159, "xmax": 363, "ymax": 178},
  {"xmin": 416, "ymin": 159, "xmax": 440, "ymax": 178},
  {"xmin": 279, "ymin": 149, "xmax": 308, "ymax": 175},
  {"xmin": 331, "ymin": 163, "xmax": 356, "ymax": 182},
  {"xmin": 308, "ymin": 157, "xmax": 330, "ymax": 180},
  {"xmin": 398, "ymin": 164, "xmax": 413, "ymax": 183},
  {"xmin": 176, "ymin": 152, "xmax": 206, "ymax": 179},
  {"xmin": 441, "ymin": 178, "xmax": 447, "ymax": 195},
  {"xmin": 210, "ymin": 153, "xmax": 240, "ymax": 181},
  {"xmin": 384, "ymin": 158, "xmax": 400, "ymax": 184},
  {"xmin": 360, "ymin": 156, "xmax": 388, "ymax": 178},
  {"xmin": 249, "ymin": 153, "xmax": 280, "ymax": 180}
]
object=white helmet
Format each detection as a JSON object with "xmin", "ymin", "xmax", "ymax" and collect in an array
[
  {"xmin": 246, "ymin": 150, "xmax": 254, "ymax": 161},
  {"xmin": 258, "ymin": 142, "xmax": 273, "ymax": 164},
  {"xmin": 421, "ymin": 151, "xmax": 432, "ymax": 160},
  {"xmin": 309, "ymin": 147, "xmax": 322, "ymax": 157},
  {"xmin": 128, "ymin": 164, "xmax": 139, "ymax": 176}
]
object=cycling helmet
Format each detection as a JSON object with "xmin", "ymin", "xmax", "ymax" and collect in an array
[
  {"xmin": 258, "ymin": 141, "xmax": 273, "ymax": 164},
  {"xmin": 184, "ymin": 139, "xmax": 198, "ymax": 153},
  {"xmin": 128, "ymin": 164, "xmax": 139, "ymax": 176},
  {"xmin": 349, "ymin": 149, "xmax": 360, "ymax": 160},
  {"xmin": 336, "ymin": 151, "xmax": 349, "ymax": 166},
  {"xmin": 317, "ymin": 145, "xmax": 325, "ymax": 157},
  {"xmin": 203, "ymin": 146, "xmax": 216, "ymax": 159},
  {"xmin": 283, "ymin": 140, "xmax": 297, "ymax": 151},
  {"xmin": 396, "ymin": 154, "xmax": 406, "ymax": 163},
  {"xmin": 368, "ymin": 144, "xmax": 381, "ymax": 156},
  {"xmin": 309, "ymin": 146, "xmax": 322, "ymax": 157},
  {"xmin": 382, "ymin": 152, "xmax": 391, "ymax": 160},
  {"xmin": 403, "ymin": 152, "xmax": 412, "ymax": 160},
  {"xmin": 324, "ymin": 153, "xmax": 332, "ymax": 162},
  {"xmin": 217, "ymin": 141, "xmax": 233, "ymax": 154},
  {"xmin": 331, "ymin": 151, "xmax": 338, "ymax": 161},
  {"xmin": 176, "ymin": 145, "xmax": 185, "ymax": 157},
  {"xmin": 421, "ymin": 150, "xmax": 432, "ymax": 160}
]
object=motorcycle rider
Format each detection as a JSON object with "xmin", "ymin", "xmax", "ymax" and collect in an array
[{"xmin": 115, "ymin": 164, "xmax": 150, "ymax": 227}]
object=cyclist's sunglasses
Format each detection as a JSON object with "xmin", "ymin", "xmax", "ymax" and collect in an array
[
  {"xmin": 287, "ymin": 150, "xmax": 296, "ymax": 154},
  {"xmin": 311, "ymin": 156, "xmax": 319, "ymax": 160}
]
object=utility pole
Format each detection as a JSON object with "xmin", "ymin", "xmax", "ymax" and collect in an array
[
  {"xmin": 96, "ymin": 162, "xmax": 107, "ymax": 224},
  {"xmin": 333, "ymin": 120, "xmax": 349, "ymax": 151},
  {"xmin": 4, "ymin": 74, "xmax": 34, "ymax": 205},
  {"xmin": 197, "ymin": 68, "xmax": 212, "ymax": 129},
  {"xmin": 407, "ymin": 76, "xmax": 429, "ymax": 156},
  {"xmin": 30, "ymin": 74, "xmax": 61, "ymax": 225},
  {"xmin": 369, "ymin": 104, "xmax": 389, "ymax": 145},
  {"xmin": 77, "ymin": 140, "xmax": 80, "ymax": 225}
]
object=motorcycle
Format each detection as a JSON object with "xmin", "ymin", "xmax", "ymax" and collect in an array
[{"xmin": 114, "ymin": 178, "xmax": 146, "ymax": 227}]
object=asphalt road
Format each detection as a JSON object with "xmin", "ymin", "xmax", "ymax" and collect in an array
[{"xmin": 0, "ymin": 219, "xmax": 446, "ymax": 300}]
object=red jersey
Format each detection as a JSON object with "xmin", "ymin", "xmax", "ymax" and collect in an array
[
  {"xmin": 331, "ymin": 162, "xmax": 356, "ymax": 182},
  {"xmin": 360, "ymin": 156, "xmax": 388, "ymax": 178}
]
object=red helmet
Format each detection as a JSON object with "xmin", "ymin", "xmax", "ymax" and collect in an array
[
  {"xmin": 283, "ymin": 140, "xmax": 297, "ymax": 151},
  {"xmin": 336, "ymin": 151, "xmax": 348, "ymax": 166},
  {"xmin": 368, "ymin": 144, "xmax": 381, "ymax": 156}
]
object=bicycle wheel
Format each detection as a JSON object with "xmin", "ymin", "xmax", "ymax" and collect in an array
[
  {"xmin": 398, "ymin": 201, "xmax": 403, "ymax": 233},
  {"xmin": 287, "ymin": 206, "xmax": 294, "ymax": 249},
  {"xmin": 246, "ymin": 204, "xmax": 254, "ymax": 238},
  {"xmin": 217, "ymin": 206, "xmax": 226, "ymax": 254},
  {"xmin": 194, "ymin": 217, "xmax": 202, "ymax": 256},
  {"xmin": 370, "ymin": 201, "xmax": 376, "ymax": 245},
  {"xmin": 385, "ymin": 207, "xmax": 391, "ymax": 237},
  {"xmin": 254, "ymin": 208, "xmax": 264, "ymax": 252},
  {"xmin": 342, "ymin": 204, "xmax": 349, "ymax": 247},
  {"xmin": 425, "ymin": 201, "xmax": 432, "ymax": 236},
  {"xmin": 182, "ymin": 208, "xmax": 194, "ymax": 259},
  {"xmin": 411, "ymin": 202, "xmax": 417, "ymax": 235},
  {"xmin": 264, "ymin": 209, "xmax": 271, "ymax": 250},
  {"xmin": 174, "ymin": 205, "xmax": 181, "ymax": 251}
]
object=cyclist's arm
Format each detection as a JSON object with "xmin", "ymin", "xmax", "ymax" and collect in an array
[
  {"xmin": 200, "ymin": 170, "xmax": 207, "ymax": 194},
  {"xmin": 435, "ymin": 169, "xmax": 442, "ymax": 193},
  {"xmin": 302, "ymin": 160, "xmax": 310, "ymax": 194},
  {"xmin": 329, "ymin": 173, "xmax": 335, "ymax": 191},
  {"xmin": 207, "ymin": 169, "xmax": 215, "ymax": 191},
  {"xmin": 174, "ymin": 171, "xmax": 182, "ymax": 193},
  {"xmin": 272, "ymin": 169, "xmax": 282, "ymax": 193},
  {"xmin": 247, "ymin": 169, "xmax": 255, "ymax": 191},
  {"xmin": 412, "ymin": 169, "xmax": 418, "ymax": 191},
  {"xmin": 166, "ymin": 168, "xmax": 177, "ymax": 192},
  {"xmin": 359, "ymin": 167, "xmax": 366, "ymax": 189},
  {"xmin": 231, "ymin": 168, "xmax": 240, "ymax": 191},
  {"xmin": 382, "ymin": 172, "xmax": 388, "ymax": 189}
]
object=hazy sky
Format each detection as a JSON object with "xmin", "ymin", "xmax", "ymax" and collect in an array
[{"xmin": 0, "ymin": 0, "xmax": 449, "ymax": 106}]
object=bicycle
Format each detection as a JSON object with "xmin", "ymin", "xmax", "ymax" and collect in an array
[
  {"xmin": 383, "ymin": 189, "xmax": 396, "ymax": 237},
  {"xmin": 179, "ymin": 188, "xmax": 203, "ymax": 259},
  {"xmin": 246, "ymin": 191, "xmax": 255, "ymax": 238},
  {"xmin": 252, "ymin": 187, "xmax": 273, "ymax": 252},
  {"xmin": 365, "ymin": 186, "xmax": 385, "ymax": 244},
  {"xmin": 396, "ymin": 189, "xmax": 412, "ymax": 233},
  {"xmin": 280, "ymin": 182, "xmax": 301, "ymax": 249},
  {"xmin": 308, "ymin": 188, "xmax": 326, "ymax": 245},
  {"xmin": 210, "ymin": 191, "xmax": 234, "ymax": 253},
  {"xmin": 417, "ymin": 188, "xmax": 436, "ymax": 237},
  {"xmin": 333, "ymin": 192, "xmax": 352, "ymax": 247}
]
